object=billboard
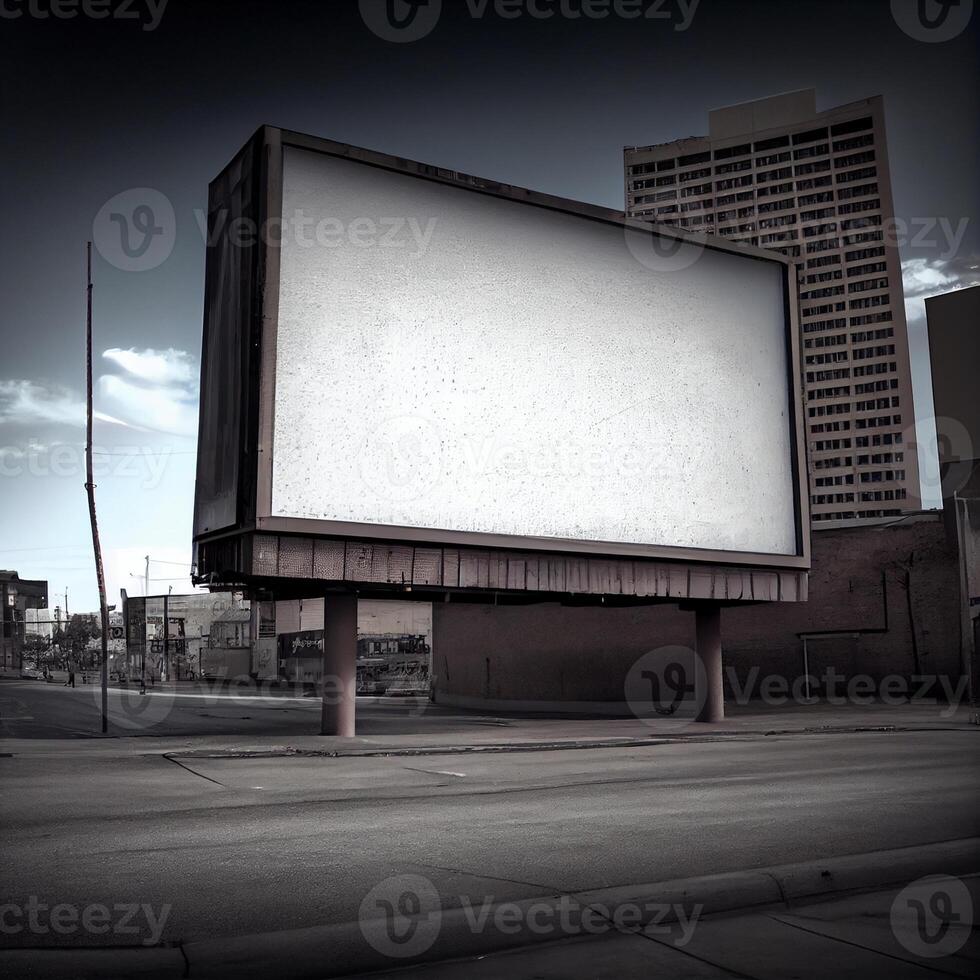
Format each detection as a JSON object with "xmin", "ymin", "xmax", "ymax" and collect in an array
[{"xmin": 194, "ymin": 128, "xmax": 809, "ymax": 599}]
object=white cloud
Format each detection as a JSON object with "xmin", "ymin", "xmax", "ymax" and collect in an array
[
  {"xmin": 102, "ymin": 348, "xmax": 197, "ymax": 387},
  {"xmin": 1, "ymin": 347, "xmax": 200, "ymax": 437},
  {"xmin": 0, "ymin": 380, "xmax": 85, "ymax": 427},
  {"xmin": 0, "ymin": 379, "xmax": 136, "ymax": 429},
  {"xmin": 903, "ymin": 255, "xmax": 980, "ymax": 323},
  {"xmin": 97, "ymin": 346, "xmax": 199, "ymax": 437},
  {"xmin": 98, "ymin": 374, "xmax": 198, "ymax": 437}
]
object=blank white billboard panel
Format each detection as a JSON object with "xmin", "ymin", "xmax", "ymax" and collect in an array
[{"xmin": 271, "ymin": 146, "xmax": 797, "ymax": 557}]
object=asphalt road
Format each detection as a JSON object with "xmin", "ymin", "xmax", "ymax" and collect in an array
[
  {"xmin": 0, "ymin": 678, "xmax": 491, "ymax": 738},
  {"xmin": 2, "ymin": 726, "xmax": 978, "ymax": 951}
]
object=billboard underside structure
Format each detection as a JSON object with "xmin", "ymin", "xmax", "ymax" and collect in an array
[{"xmin": 193, "ymin": 127, "xmax": 810, "ymax": 606}]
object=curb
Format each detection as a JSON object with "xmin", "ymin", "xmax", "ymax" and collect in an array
[
  {"xmin": 166, "ymin": 736, "xmax": 674, "ymax": 759},
  {"xmin": 166, "ymin": 724, "xmax": 975, "ymax": 761},
  {"xmin": 185, "ymin": 837, "xmax": 980, "ymax": 978}
]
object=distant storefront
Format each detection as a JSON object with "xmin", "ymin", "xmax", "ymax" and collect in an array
[
  {"xmin": 120, "ymin": 592, "xmax": 433, "ymax": 690},
  {"xmin": 275, "ymin": 628, "xmax": 429, "ymax": 693},
  {"xmin": 122, "ymin": 590, "xmax": 246, "ymax": 682},
  {"xmin": 1, "ymin": 571, "xmax": 48, "ymax": 672}
]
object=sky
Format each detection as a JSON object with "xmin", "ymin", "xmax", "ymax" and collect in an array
[{"xmin": 0, "ymin": 0, "xmax": 977, "ymax": 611}]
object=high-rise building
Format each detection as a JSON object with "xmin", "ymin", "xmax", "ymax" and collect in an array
[{"xmin": 625, "ymin": 90, "xmax": 919, "ymax": 523}]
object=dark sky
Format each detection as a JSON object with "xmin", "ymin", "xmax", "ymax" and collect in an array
[
  {"xmin": 3, "ymin": 0, "xmax": 977, "ymax": 368},
  {"xmin": 1, "ymin": 0, "xmax": 977, "ymax": 607}
]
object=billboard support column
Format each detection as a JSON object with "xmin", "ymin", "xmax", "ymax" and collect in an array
[
  {"xmin": 695, "ymin": 604, "xmax": 724, "ymax": 723},
  {"xmin": 321, "ymin": 591, "xmax": 357, "ymax": 737}
]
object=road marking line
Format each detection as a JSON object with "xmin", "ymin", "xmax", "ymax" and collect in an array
[{"xmin": 403, "ymin": 765, "xmax": 466, "ymax": 778}]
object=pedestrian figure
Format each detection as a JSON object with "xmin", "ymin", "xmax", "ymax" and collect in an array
[{"xmin": 66, "ymin": 660, "xmax": 76, "ymax": 688}]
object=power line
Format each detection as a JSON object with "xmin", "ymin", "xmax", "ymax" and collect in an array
[{"xmin": 90, "ymin": 450, "xmax": 197, "ymax": 456}]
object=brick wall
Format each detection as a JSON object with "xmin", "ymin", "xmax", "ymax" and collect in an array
[{"xmin": 432, "ymin": 514, "xmax": 960, "ymax": 707}]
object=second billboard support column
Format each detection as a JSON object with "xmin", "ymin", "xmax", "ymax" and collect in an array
[
  {"xmin": 321, "ymin": 592, "xmax": 357, "ymax": 737},
  {"xmin": 695, "ymin": 604, "xmax": 724, "ymax": 723}
]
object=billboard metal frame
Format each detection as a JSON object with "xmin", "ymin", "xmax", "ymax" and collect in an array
[{"xmin": 194, "ymin": 126, "xmax": 810, "ymax": 598}]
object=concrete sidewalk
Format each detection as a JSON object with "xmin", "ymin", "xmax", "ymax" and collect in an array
[
  {"xmin": 368, "ymin": 873, "xmax": 980, "ymax": 980},
  {"xmin": 8, "ymin": 672, "xmax": 326, "ymax": 696},
  {"xmin": 167, "ymin": 699, "xmax": 978, "ymax": 758},
  {"xmin": 1, "ymin": 697, "xmax": 977, "ymax": 761},
  {"xmin": 1, "ymin": 840, "xmax": 976, "ymax": 979}
]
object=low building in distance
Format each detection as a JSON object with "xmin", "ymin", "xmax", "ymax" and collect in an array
[{"xmin": 1, "ymin": 571, "xmax": 48, "ymax": 673}]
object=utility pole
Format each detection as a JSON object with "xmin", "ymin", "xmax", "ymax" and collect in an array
[
  {"xmin": 162, "ymin": 591, "xmax": 169, "ymax": 684},
  {"xmin": 84, "ymin": 242, "xmax": 110, "ymax": 735},
  {"xmin": 145, "ymin": 555, "xmax": 151, "ymax": 596}
]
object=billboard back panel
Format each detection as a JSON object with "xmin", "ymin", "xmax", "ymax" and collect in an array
[{"xmin": 270, "ymin": 145, "xmax": 797, "ymax": 558}]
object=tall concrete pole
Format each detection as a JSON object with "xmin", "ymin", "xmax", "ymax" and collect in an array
[
  {"xmin": 84, "ymin": 244, "xmax": 110, "ymax": 734},
  {"xmin": 321, "ymin": 592, "xmax": 357, "ymax": 737},
  {"xmin": 695, "ymin": 604, "xmax": 724, "ymax": 723}
]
